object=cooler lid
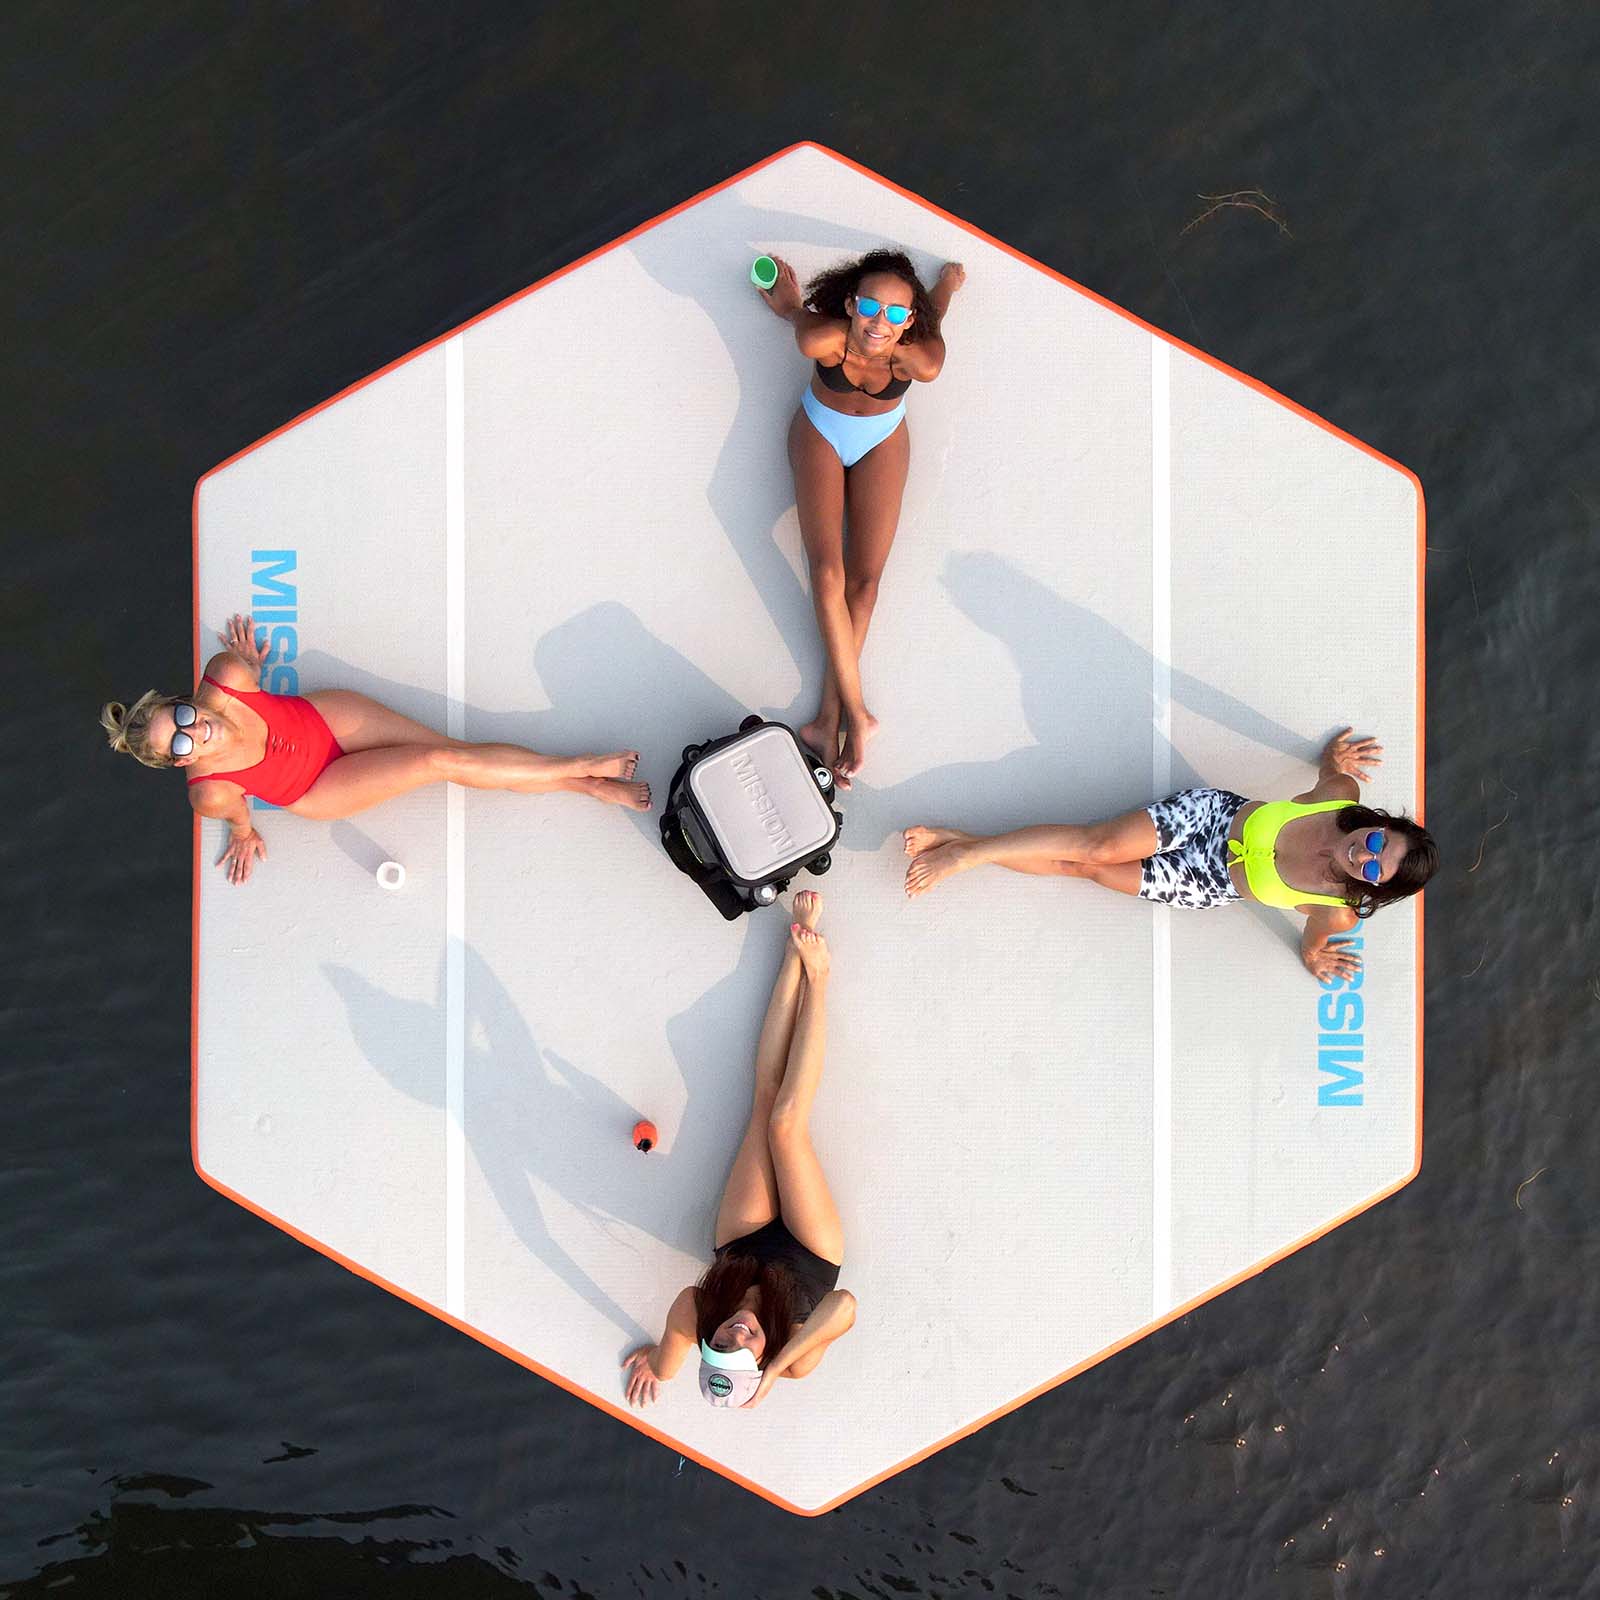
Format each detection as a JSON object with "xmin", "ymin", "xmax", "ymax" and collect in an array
[{"xmin": 686, "ymin": 726, "xmax": 837, "ymax": 881}]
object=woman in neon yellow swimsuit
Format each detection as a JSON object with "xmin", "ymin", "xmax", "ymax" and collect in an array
[{"xmin": 902, "ymin": 729, "xmax": 1436, "ymax": 982}]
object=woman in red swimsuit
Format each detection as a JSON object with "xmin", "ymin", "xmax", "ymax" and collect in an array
[{"xmin": 101, "ymin": 613, "xmax": 650, "ymax": 884}]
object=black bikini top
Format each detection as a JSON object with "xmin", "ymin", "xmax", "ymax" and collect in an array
[{"xmin": 815, "ymin": 356, "xmax": 912, "ymax": 402}]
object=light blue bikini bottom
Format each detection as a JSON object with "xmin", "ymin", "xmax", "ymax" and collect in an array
[{"xmin": 800, "ymin": 385, "xmax": 907, "ymax": 468}]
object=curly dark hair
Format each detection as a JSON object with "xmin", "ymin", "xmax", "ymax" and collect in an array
[
  {"xmin": 1332, "ymin": 805, "xmax": 1438, "ymax": 917},
  {"xmin": 804, "ymin": 249, "xmax": 940, "ymax": 344},
  {"xmin": 694, "ymin": 1252, "xmax": 805, "ymax": 1370}
]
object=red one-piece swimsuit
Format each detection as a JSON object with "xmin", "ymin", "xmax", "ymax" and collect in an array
[{"xmin": 185, "ymin": 675, "xmax": 345, "ymax": 806}]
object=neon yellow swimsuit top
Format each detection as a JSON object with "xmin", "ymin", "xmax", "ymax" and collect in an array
[{"xmin": 1227, "ymin": 799, "xmax": 1352, "ymax": 910}]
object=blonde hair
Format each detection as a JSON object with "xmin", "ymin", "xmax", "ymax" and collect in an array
[{"xmin": 100, "ymin": 690, "xmax": 184, "ymax": 769}]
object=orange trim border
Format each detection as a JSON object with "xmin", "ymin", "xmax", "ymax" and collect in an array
[{"xmin": 190, "ymin": 139, "xmax": 1426, "ymax": 1518}]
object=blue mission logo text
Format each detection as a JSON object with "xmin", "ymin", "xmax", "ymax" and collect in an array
[
  {"xmin": 1316, "ymin": 933, "xmax": 1364, "ymax": 1107},
  {"xmin": 251, "ymin": 549, "xmax": 299, "ymax": 695}
]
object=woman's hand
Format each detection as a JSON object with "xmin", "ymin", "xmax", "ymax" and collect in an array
[
  {"xmin": 938, "ymin": 261, "xmax": 967, "ymax": 294},
  {"xmin": 217, "ymin": 828, "xmax": 267, "ymax": 885},
  {"xmin": 621, "ymin": 1346, "xmax": 663, "ymax": 1408},
  {"xmin": 742, "ymin": 1364, "xmax": 782, "ymax": 1410},
  {"xmin": 219, "ymin": 613, "xmax": 270, "ymax": 678},
  {"xmin": 760, "ymin": 255, "xmax": 803, "ymax": 317},
  {"xmin": 1304, "ymin": 938, "xmax": 1362, "ymax": 982},
  {"xmin": 1321, "ymin": 728, "xmax": 1383, "ymax": 783}
]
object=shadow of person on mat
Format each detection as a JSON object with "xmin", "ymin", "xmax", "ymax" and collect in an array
[
  {"xmin": 315, "ymin": 604, "xmax": 844, "ymax": 1350},
  {"xmin": 324, "ymin": 927, "xmax": 822, "ymax": 1360},
  {"xmin": 845, "ymin": 551, "xmax": 1318, "ymax": 954},
  {"xmin": 324, "ymin": 947, "xmax": 657, "ymax": 1350},
  {"xmin": 300, "ymin": 595, "xmax": 769, "ymax": 863}
]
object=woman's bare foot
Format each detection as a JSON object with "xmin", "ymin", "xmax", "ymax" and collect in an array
[
  {"xmin": 904, "ymin": 838, "xmax": 977, "ymax": 898},
  {"xmin": 574, "ymin": 776, "xmax": 652, "ymax": 811},
  {"xmin": 903, "ymin": 825, "xmax": 972, "ymax": 857},
  {"xmin": 587, "ymin": 751, "xmax": 640, "ymax": 781},
  {"xmin": 798, "ymin": 714, "xmax": 840, "ymax": 768},
  {"xmin": 788, "ymin": 922, "xmax": 830, "ymax": 980},
  {"xmin": 792, "ymin": 888, "xmax": 824, "ymax": 930},
  {"xmin": 834, "ymin": 710, "xmax": 879, "ymax": 787}
]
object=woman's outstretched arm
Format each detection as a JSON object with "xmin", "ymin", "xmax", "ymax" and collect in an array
[
  {"xmin": 200, "ymin": 612, "xmax": 271, "ymax": 692},
  {"xmin": 191, "ymin": 782, "xmax": 268, "ymax": 885},
  {"xmin": 901, "ymin": 261, "xmax": 965, "ymax": 380},
  {"xmin": 621, "ymin": 1286, "xmax": 699, "ymax": 1408},
  {"xmin": 1300, "ymin": 904, "xmax": 1362, "ymax": 981},
  {"xmin": 757, "ymin": 256, "xmax": 839, "ymax": 357},
  {"xmin": 1294, "ymin": 726, "xmax": 1382, "ymax": 803}
]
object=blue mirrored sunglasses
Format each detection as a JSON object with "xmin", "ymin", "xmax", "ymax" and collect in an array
[
  {"xmin": 169, "ymin": 700, "xmax": 199, "ymax": 757},
  {"xmin": 1360, "ymin": 829, "xmax": 1386, "ymax": 883},
  {"xmin": 853, "ymin": 295, "xmax": 911, "ymax": 326}
]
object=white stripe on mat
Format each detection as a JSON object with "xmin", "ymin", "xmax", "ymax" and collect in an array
[
  {"xmin": 445, "ymin": 336, "xmax": 466, "ymax": 1319},
  {"xmin": 1150, "ymin": 335, "xmax": 1173, "ymax": 1320}
]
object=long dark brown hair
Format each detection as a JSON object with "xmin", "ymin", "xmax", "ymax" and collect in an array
[
  {"xmin": 1332, "ymin": 805, "xmax": 1438, "ymax": 917},
  {"xmin": 804, "ymin": 249, "xmax": 940, "ymax": 344},
  {"xmin": 694, "ymin": 1252, "xmax": 805, "ymax": 1369}
]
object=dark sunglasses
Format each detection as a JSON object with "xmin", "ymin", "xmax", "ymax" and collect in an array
[
  {"xmin": 1359, "ymin": 829, "xmax": 1386, "ymax": 883},
  {"xmin": 853, "ymin": 295, "xmax": 911, "ymax": 326},
  {"xmin": 169, "ymin": 701, "xmax": 199, "ymax": 757}
]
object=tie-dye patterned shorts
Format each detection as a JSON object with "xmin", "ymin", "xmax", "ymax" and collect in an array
[{"xmin": 1139, "ymin": 787, "xmax": 1249, "ymax": 910}]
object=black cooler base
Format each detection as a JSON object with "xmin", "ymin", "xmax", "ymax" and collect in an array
[{"xmin": 660, "ymin": 718, "xmax": 843, "ymax": 920}]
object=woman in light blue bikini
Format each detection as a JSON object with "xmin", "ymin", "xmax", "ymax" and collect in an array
[{"xmin": 759, "ymin": 249, "xmax": 965, "ymax": 787}]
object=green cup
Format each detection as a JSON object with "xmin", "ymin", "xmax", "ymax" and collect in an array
[{"xmin": 750, "ymin": 255, "xmax": 779, "ymax": 292}]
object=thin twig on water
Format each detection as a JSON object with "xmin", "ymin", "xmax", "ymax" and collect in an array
[
  {"xmin": 1181, "ymin": 190, "xmax": 1293, "ymax": 238},
  {"xmin": 1513, "ymin": 1168, "xmax": 1548, "ymax": 1210},
  {"xmin": 1468, "ymin": 778, "xmax": 1509, "ymax": 873}
]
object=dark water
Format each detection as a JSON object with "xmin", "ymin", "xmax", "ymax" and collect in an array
[{"xmin": 6, "ymin": 2, "xmax": 1598, "ymax": 1595}]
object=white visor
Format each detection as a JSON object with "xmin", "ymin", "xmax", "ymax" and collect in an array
[{"xmin": 698, "ymin": 1338, "xmax": 760, "ymax": 1372}]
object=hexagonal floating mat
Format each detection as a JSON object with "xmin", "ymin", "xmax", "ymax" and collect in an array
[{"xmin": 192, "ymin": 142, "xmax": 1423, "ymax": 1514}]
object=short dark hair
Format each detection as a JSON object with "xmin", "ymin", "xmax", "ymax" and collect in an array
[{"xmin": 1334, "ymin": 805, "xmax": 1438, "ymax": 917}]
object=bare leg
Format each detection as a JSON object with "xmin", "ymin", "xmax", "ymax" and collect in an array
[
  {"xmin": 288, "ymin": 691, "xmax": 648, "ymax": 817},
  {"xmin": 906, "ymin": 826, "xmax": 1143, "ymax": 885},
  {"xmin": 713, "ymin": 891, "xmax": 824, "ymax": 1249},
  {"xmin": 832, "ymin": 423, "xmax": 907, "ymax": 784},
  {"xmin": 790, "ymin": 409, "xmax": 898, "ymax": 787},
  {"xmin": 806, "ymin": 586, "xmax": 878, "ymax": 772},
  {"xmin": 1066, "ymin": 860, "xmax": 1144, "ymax": 896},
  {"xmin": 767, "ymin": 924, "xmax": 843, "ymax": 1264},
  {"xmin": 789, "ymin": 411, "xmax": 850, "ymax": 768},
  {"xmin": 309, "ymin": 691, "xmax": 640, "ymax": 780},
  {"xmin": 288, "ymin": 744, "xmax": 649, "ymax": 821},
  {"xmin": 904, "ymin": 806, "xmax": 1160, "ymax": 898},
  {"xmin": 903, "ymin": 825, "xmax": 1055, "ymax": 877}
]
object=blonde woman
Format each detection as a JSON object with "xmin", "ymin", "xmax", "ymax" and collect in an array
[{"xmin": 101, "ymin": 613, "xmax": 649, "ymax": 883}]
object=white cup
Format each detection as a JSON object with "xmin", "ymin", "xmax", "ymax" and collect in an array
[{"xmin": 376, "ymin": 861, "xmax": 406, "ymax": 892}]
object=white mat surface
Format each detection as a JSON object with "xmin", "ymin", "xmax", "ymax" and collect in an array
[{"xmin": 192, "ymin": 143, "xmax": 1423, "ymax": 1514}]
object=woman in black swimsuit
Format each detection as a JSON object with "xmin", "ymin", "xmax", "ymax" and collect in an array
[
  {"xmin": 622, "ymin": 892, "xmax": 855, "ymax": 1410},
  {"xmin": 758, "ymin": 249, "xmax": 966, "ymax": 786}
]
